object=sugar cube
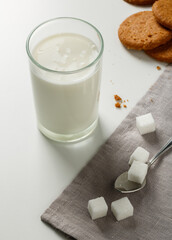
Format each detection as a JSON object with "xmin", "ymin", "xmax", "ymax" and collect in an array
[
  {"xmin": 128, "ymin": 160, "xmax": 148, "ymax": 184},
  {"xmin": 136, "ymin": 113, "xmax": 155, "ymax": 135},
  {"xmin": 88, "ymin": 197, "xmax": 108, "ymax": 220},
  {"xmin": 111, "ymin": 197, "xmax": 134, "ymax": 221},
  {"xmin": 129, "ymin": 146, "xmax": 150, "ymax": 165}
]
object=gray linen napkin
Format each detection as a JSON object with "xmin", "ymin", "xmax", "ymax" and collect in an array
[{"xmin": 41, "ymin": 65, "xmax": 172, "ymax": 240}]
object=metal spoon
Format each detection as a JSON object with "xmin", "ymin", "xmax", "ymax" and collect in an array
[{"xmin": 115, "ymin": 137, "xmax": 172, "ymax": 193}]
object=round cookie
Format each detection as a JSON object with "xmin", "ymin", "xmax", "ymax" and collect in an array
[
  {"xmin": 152, "ymin": 0, "xmax": 172, "ymax": 30},
  {"xmin": 124, "ymin": 0, "xmax": 156, "ymax": 5},
  {"xmin": 145, "ymin": 40, "xmax": 172, "ymax": 63},
  {"xmin": 118, "ymin": 11, "xmax": 172, "ymax": 50}
]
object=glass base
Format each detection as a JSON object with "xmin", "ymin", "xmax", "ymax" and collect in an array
[{"xmin": 37, "ymin": 119, "xmax": 98, "ymax": 143}]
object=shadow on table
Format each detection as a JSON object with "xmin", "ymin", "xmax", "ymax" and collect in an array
[{"xmin": 39, "ymin": 117, "xmax": 107, "ymax": 170}]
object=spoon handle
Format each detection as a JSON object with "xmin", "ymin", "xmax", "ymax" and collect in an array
[{"xmin": 147, "ymin": 137, "xmax": 172, "ymax": 167}]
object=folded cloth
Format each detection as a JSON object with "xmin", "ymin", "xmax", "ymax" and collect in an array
[{"xmin": 41, "ymin": 65, "xmax": 172, "ymax": 240}]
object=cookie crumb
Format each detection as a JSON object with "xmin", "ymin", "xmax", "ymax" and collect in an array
[
  {"xmin": 114, "ymin": 95, "xmax": 129, "ymax": 109},
  {"xmin": 156, "ymin": 66, "xmax": 161, "ymax": 70},
  {"xmin": 114, "ymin": 95, "xmax": 122, "ymax": 101},
  {"xmin": 115, "ymin": 102, "xmax": 121, "ymax": 108}
]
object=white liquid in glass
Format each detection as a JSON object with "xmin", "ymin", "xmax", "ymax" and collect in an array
[{"xmin": 31, "ymin": 33, "xmax": 101, "ymax": 135}]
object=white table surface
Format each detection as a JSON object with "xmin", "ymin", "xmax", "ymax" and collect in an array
[{"xmin": 0, "ymin": 0, "xmax": 167, "ymax": 239}]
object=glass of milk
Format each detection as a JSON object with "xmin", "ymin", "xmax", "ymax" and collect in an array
[{"xmin": 26, "ymin": 18, "xmax": 104, "ymax": 142}]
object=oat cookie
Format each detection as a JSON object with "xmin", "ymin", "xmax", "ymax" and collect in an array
[
  {"xmin": 145, "ymin": 40, "xmax": 172, "ymax": 63},
  {"xmin": 124, "ymin": 0, "xmax": 156, "ymax": 5},
  {"xmin": 118, "ymin": 11, "xmax": 172, "ymax": 50},
  {"xmin": 152, "ymin": 0, "xmax": 172, "ymax": 30}
]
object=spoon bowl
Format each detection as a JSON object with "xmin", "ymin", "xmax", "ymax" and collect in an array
[
  {"xmin": 115, "ymin": 171, "xmax": 146, "ymax": 193},
  {"xmin": 114, "ymin": 137, "xmax": 172, "ymax": 193}
]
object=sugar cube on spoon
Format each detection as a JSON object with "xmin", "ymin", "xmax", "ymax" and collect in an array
[
  {"xmin": 128, "ymin": 160, "xmax": 148, "ymax": 184},
  {"xmin": 129, "ymin": 146, "xmax": 150, "ymax": 165}
]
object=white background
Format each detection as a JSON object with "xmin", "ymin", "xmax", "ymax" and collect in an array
[{"xmin": 0, "ymin": 1, "xmax": 166, "ymax": 239}]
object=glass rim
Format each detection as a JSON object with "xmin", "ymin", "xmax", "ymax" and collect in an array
[{"xmin": 26, "ymin": 17, "xmax": 104, "ymax": 75}]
